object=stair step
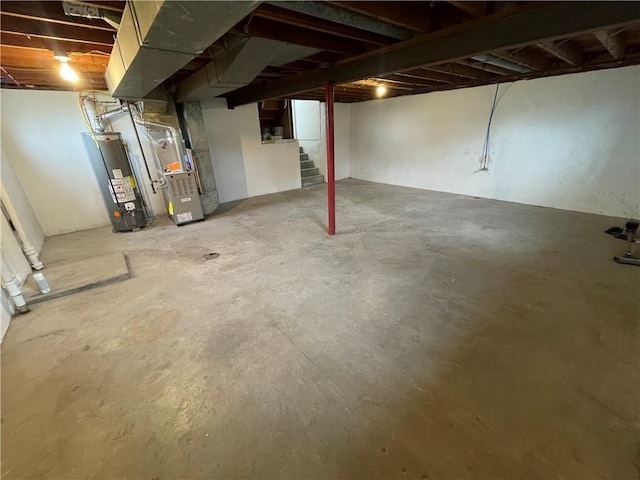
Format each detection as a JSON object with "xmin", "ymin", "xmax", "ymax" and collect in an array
[
  {"xmin": 300, "ymin": 160, "xmax": 314, "ymax": 169},
  {"xmin": 299, "ymin": 153, "xmax": 309, "ymax": 161},
  {"xmin": 302, "ymin": 174, "xmax": 324, "ymax": 187},
  {"xmin": 301, "ymin": 167, "xmax": 320, "ymax": 177},
  {"xmin": 299, "ymin": 146, "xmax": 304, "ymax": 154}
]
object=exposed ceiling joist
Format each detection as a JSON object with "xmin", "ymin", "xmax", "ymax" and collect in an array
[
  {"xmin": 228, "ymin": 2, "xmax": 640, "ymax": 107},
  {"xmin": 253, "ymin": 4, "xmax": 396, "ymax": 46},
  {"xmin": 424, "ymin": 63, "xmax": 492, "ymax": 80},
  {"xmin": 269, "ymin": 1, "xmax": 414, "ymax": 40},
  {"xmin": 0, "ymin": 12, "xmax": 115, "ymax": 45},
  {"xmin": 335, "ymin": 1, "xmax": 433, "ymax": 32},
  {"xmin": 447, "ymin": 1, "xmax": 486, "ymax": 18},
  {"xmin": 403, "ymin": 68, "xmax": 464, "ymax": 83},
  {"xmin": 383, "ymin": 72, "xmax": 441, "ymax": 87},
  {"xmin": 492, "ymin": 48, "xmax": 551, "ymax": 71},
  {"xmin": 0, "ymin": 1, "xmax": 115, "ymax": 30},
  {"xmin": 459, "ymin": 58, "xmax": 513, "ymax": 75},
  {"xmin": 595, "ymin": 30, "xmax": 626, "ymax": 59},
  {"xmin": 0, "ymin": 30, "xmax": 113, "ymax": 51},
  {"xmin": 0, "ymin": 10, "xmax": 115, "ymax": 32},
  {"xmin": 232, "ymin": 16, "xmax": 372, "ymax": 55},
  {"xmin": 536, "ymin": 40, "xmax": 584, "ymax": 66}
]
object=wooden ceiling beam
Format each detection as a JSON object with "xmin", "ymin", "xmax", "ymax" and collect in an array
[
  {"xmin": 0, "ymin": 13, "xmax": 115, "ymax": 45},
  {"xmin": 253, "ymin": 4, "xmax": 396, "ymax": 46},
  {"xmin": 0, "ymin": 33, "xmax": 113, "ymax": 54},
  {"xmin": 1, "ymin": 10, "xmax": 114, "ymax": 33},
  {"xmin": 228, "ymin": 2, "xmax": 640, "ymax": 107},
  {"xmin": 334, "ymin": 2, "xmax": 433, "ymax": 32},
  {"xmin": 0, "ymin": 44, "xmax": 108, "ymax": 65},
  {"xmin": 492, "ymin": 48, "xmax": 552, "ymax": 71},
  {"xmin": 277, "ymin": 60, "xmax": 314, "ymax": 72},
  {"xmin": 458, "ymin": 58, "xmax": 513, "ymax": 75},
  {"xmin": 301, "ymin": 51, "xmax": 350, "ymax": 65},
  {"xmin": 266, "ymin": 48, "xmax": 640, "ymax": 104},
  {"xmin": 349, "ymin": 80, "xmax": 415, "ymax": 91},
  {"xmin": 269, "ymin": 1, "xmax": 414, "ymax": 40},
  {"xmin": 2, "ymin": 76, "xmax": 106, "ymax": 86},
  {"xmin": 405, "ymin": 68, "xmax": 463, "ymax": 83},
  {"xmin": 424, "ymin": 63, "xmax": 494, "ymax": 80},
  {"xmin": 594, "ymin": 30, "xmax": 626, "ymax": 59},
  {"xmin": 381, "ymin": 73, "xmax": 441, "ymax": 87},
  {"xmin": 232, "ymin": 16, "xmax": 372, "ymax": 55},
  {"xmin": 536, "ymin": 40, "xmax": 584, "ymax": 66},
  {"xmin": 447, "ymin": 2, "xmax": 487, "ymax": 18},
  {"xmin": 0, "ymin": 1, "xmax": 115, "ymax": 30},
  {"xmin": 3, "ymin": 65, "xmax": 106, "ymax": 76}
]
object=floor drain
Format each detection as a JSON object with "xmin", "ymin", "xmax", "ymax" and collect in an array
[{"xmin": 203, "ymin": 252, "xmax": 220, "ymax": 260}]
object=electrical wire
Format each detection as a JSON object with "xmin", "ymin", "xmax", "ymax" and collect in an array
[
  {"xmin": 77, "ymin": 89, "xmax": 110, "ymax": 146},
  {"xmin": 477, "ymin": 82, "xmax": 513, "ymax": 173}
]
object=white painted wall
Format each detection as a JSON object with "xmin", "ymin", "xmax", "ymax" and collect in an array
[
  {"xmin": 201, "ymin": 99, "xmax": 301, "ymax": 203},
  {"xmin": 1, "ymin": 90, "xmax": 110, "ymax": 234},
  {"xmin": 292, "ymin": 100, "xmax": 323, "ymax": 169},
  {"xmin": 350, "ymin": 66, "xmax": 640, "ymax": 218},
  {"xmin": 292, "ymin": 100, "xmax": 351, "ymax": 181},
  {"xmin": 0, "ymin": 90, "xmax": 165, "ymax": 235}
]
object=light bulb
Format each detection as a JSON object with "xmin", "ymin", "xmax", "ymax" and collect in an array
[
  {"xmin": 376, "ymin": 85, "xmax": 387, "ymax": 97},
  {"xmin": 59, "ymin": 61, "xmax": 78, "ymax": 82}
]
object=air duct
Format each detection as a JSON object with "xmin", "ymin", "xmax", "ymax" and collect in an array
[
  {"xmin": 106, "ymin": 1, "xmax": 260, "ymax": 99},
  {"xmin": 175, "ymin": 39, "xmax": 318, "ymax": 102},
  {"xmin": 471, "ymin": 54, "xmax": 533, "ymax": 73}
]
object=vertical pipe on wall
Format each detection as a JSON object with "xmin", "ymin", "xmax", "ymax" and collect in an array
[
  {"xmin": 324, "ymin": 82, "xmax": 336, "ymax": 235},
  {"xmin": 0, "ymin": 195, "xmax": 43, "ymax": 270}
]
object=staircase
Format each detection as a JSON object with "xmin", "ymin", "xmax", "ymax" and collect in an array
[{"xmin": 299, "ymin": 146, "xmax": 324, "ymax": 187}]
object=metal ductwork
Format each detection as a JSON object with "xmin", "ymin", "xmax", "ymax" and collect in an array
[
  {"xmin": 106, "ymin": 0, "xmax": 260, "ymax": 99},
  {"xmin": 470, "ymin": 54, "xmax": 533, "ymax": 74},
  {"xmin": 175, "ymin": 39, "xmax": 318, "ymax": 103}
]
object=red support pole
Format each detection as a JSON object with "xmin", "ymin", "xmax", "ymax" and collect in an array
[{"xmin": 325, "ymin": 82, "xmax": 336, "ymax": 235}]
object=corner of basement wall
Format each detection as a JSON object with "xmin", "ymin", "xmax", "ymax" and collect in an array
[{"xmin": 1, "ymin": 90, "xmax": 113, "ymax": 235}]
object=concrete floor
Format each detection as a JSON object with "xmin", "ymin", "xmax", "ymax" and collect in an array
[{"xmin": 2, "ymin": 179, "xmax": 638, "ymax": 479}]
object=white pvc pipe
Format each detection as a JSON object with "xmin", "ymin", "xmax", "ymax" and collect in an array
[
  {"xmin": 1, "ymin": 276, "xmax": 29, "ymax": 314},
  {"xmin": 0, "ymin": 185, "xmax": 43, "ymax": 270}
]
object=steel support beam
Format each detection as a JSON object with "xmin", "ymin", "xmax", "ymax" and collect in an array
[
  {"xmin": 325, "ymin": 83, "xmax": 336, "ymax": 236},
  {"xmin": 227, "ymin": 2, "xmax": 640, "ymax": 107}
]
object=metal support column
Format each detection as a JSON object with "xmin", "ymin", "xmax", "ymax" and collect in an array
[{"xmin": 324, "ymin": 82, "xmax": 336, "ymax": 235}]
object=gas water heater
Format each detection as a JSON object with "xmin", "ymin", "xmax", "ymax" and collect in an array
[{"xmin": 82, "ymin": 132, "xmax": 147, "ymax": 232}]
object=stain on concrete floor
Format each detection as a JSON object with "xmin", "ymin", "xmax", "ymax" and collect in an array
[{"xmin": 1, "ymin": 179, "xmax": 638, "ymax": 479}]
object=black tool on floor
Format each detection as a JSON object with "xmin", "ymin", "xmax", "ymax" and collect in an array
[{"xmin": 613, "ymin": 220, "xmax": 640, "ymax": 266}]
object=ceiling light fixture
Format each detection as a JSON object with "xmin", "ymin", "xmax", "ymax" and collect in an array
[
  {"xmin": 54, "ymin": 53, "xmax": 78, "ymax": 83},
  {"xmin": 376, "ymin": 85, "xmax": 387, "ymax": 97}
]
